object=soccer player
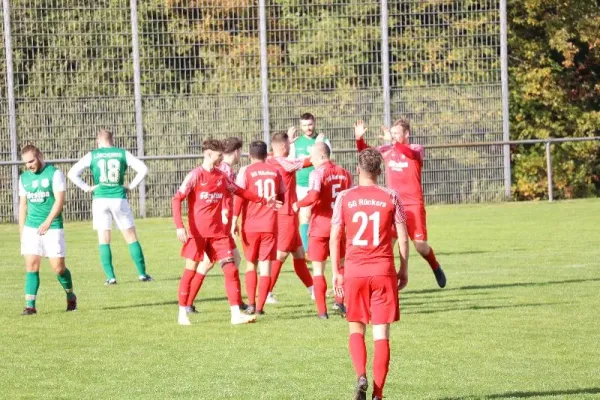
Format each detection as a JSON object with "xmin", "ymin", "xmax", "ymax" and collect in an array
[
  {"xmin": 172, "ymin": 139, "xmax": 279, "ymax": 326},
  {"xmin": 184, "ymin": 137, "xmax": 245, "ymax": 314},
  {"xmin": 354, "ymin": 119, "xmax": 446, "ymax": 288},
  {"xmin": 231, "ymin": 141, "xmax": 285, "ymax": 315},
  {"xmin": 265, "ymin": 131, "xmax": 315, "ymax": 303},
  {"xmin": 19, "ymin": 144, "xmax": 77, "ymax": 314},
  {"xmin": 292, "ymin": 142, "xmax": 352, "ymax": 319},
  {"xmin": 330, "ymin": 148, "xmax": 409, "ymax": 400},
  {"xmin": 67, "ymin": 129, "xmax": 151, "ymax": 284},
  {"xmin": 288, "ymin": 113, "xmax": 332, "ymax": 251}
]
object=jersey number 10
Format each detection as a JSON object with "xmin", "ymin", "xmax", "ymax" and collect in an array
[
  {"xmin": 352, "ymin": 211, "xmax": 381, "ymax": 246},
  {"xmin": 98, "ymin": 159, "xmax": 121, "ymax": 184},
  {"xmin": 255, "ymin": 178, "xmax": 275, "ymax": 198}
]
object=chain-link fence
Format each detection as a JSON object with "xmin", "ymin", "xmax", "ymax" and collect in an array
[{"xmin": 0, "ymin": 0, "xmax": 508, "ymax": 223}]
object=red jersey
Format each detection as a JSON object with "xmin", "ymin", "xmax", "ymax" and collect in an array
[
  {"xmin": 265, "ymin": 155, "xmax": 310, "ymax": 216},
  {"xmin": 357, "ymin": 139, "xmax": 424, "ymax": 206},
  {"xmin": 172, "ymin": 165, "xmax": 264, "ymax": 238},
  {"xmin": 331, "ymin": 185, "xmax": 406, "ymax": 278},
  {"xmin": 297, "ymin": 161, "xmax": 352, "ymax": 237},
  {"xmin": 233, "ymin": 162, "xmax": 286, "ymax": 233},
  {"xmin": 217, "ymin": 161, "xmax": 236, "ymax": 230}
]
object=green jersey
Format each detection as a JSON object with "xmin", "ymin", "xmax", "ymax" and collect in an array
[
  {"xmin": 290, "ymin": 134, "xmax": 331, "ymax": 187},
  {"xmin": 19, "ymin": 164, "xmax": 66, "ymax": 229}
]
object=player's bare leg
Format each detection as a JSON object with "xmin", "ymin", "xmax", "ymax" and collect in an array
[
  {"xmin": 312, "ymin": 261, "xmax": 328, "ymax": 319},
  {"xmin": 371, "ymin": 324, "xmax": 391, "ymax": 400},
  {"xmin": 121, "ymin": 226, "xmax": 151, "ymax": 282},
  {"xmin": 97, "ymin": 229, "xmax": 117, "ymax": 285},
  {"xmin": 48, "ymin": 256, "xmax": 77, "ymax": 311},
  {"xmin": 244, "ymin": 261, "xmax": 258, "ymax": 314},
  {"xmin": 414, "ymin": 240, "xmax": 446, "ymax": 288},
  {"xmin": 349, "ymin": 322, "xmax": 368, "ymax": 400},
  {"xmin": 178, "ymin": 258, "xmax": 199, "ymax": 325},
  {"xmin": 22, "ymin": 255, "xmax": 41, "ymax": 315}
]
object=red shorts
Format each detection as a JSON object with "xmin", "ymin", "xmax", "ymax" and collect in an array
[
  {"xmin": 392, "ymin": 204, "xmax": 427, "ymax": 241},
  {"xmin": 202, "ymin": 235, "xmax": 237, "ymax": 263},
  {"xmin": 277, "ymin": 214, "xmax": 302, "ymax": 252},
  {"xmin": 181, "ymin": 236, "xmax": 235, "ymax": 263},
  {"xmin": 242, "ymin": 232, "xmax": 277, "ymax": 262},
  {"xmin": 345, "ymin": 275, "xmax": 399, "ymax": 325},
  {"xmin": 307, "ymin": 236, "xmax": 346, "ymax": 262}
]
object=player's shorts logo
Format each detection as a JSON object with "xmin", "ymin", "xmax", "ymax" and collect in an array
[
  {"xmin": 41, "ymin": 178, "xmax": 50, "ymax": 188},
  {"xmin": 32, "ymin": 180, "xmax": 39, "ymax": 189}
]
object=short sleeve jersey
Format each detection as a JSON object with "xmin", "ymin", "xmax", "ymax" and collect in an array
[
  {"xmin": 378, "ymin": 143, "xmax": 425, "ymax": 206},
  {"xmin": 307, "ymin": 161, "xmax": 352, "ymax": 237},
  {"xmin": 19, "ymin": 164, "xmax": 66, "ymax": 229},
  {"xmin": 331, "ymin": 185, "xmax": 406, "ymax": 278},
  {"xmin": 89, "ymin": 147, "xmax": 128, "ymax": 199},
  {"xmin": 266, "ymin": 156, "xmax": 305, "ymax": 216},
  {"xmin": 236, "ymin": 162, "xmax": 285, "ymax": 233}
]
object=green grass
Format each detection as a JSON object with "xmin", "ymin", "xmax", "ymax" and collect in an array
[{"xmin": 0, "ymin": 200, "xmax": 599, "ymax": 400}]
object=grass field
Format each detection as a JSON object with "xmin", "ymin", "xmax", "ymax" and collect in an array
[{"xmin": 0, "ymin": 199, "xmax": 599, "ymax": 400}]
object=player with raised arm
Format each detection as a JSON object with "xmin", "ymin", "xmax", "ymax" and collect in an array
[
  {"xmin": 354, "ymin": 119, "xmax": 446, "ymax": 288},
  {"xmin": 19, "ymin": 144, "xmax": 77, "ymax": 315},
  {"xmin": 67, "ymin": 129, "xmax": 151, "ymax": 284},
  {"xmin": 172, "ymin": 139, "xmax": 280, "ymax": 326},
  {"xmin": 184, "ymin": 137, "xmax": 246, "ymax": 314},
  {"xmin": 264, "ymin": 131, "xmax": 315, "ymax": 304},
  {"xmin": 330, "ymin": 148, "xmax": 409, "ymax": 400},
  {"xmin": 288, "ymin": 113, "xmax": 332, "ymax": 252},
  {"xmin": 231, "ymin": 141, "xmax": 286, "ymax": 315},
  {"xmin": 292, "ymin": 142, "xmax": 352, "ymax": 319}
]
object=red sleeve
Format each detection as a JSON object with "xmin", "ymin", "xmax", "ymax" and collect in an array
[
  {"xmin": 394, "ymin": 143, "xmax": 422, "ymax": 163},
  {"xmin": 233, "ymin": 195, "xmax": 244, "ymax": 217},
  {"xmin": 356, "ymin": 138, "xmax": 369, "ymax": 152},
  {"xmin": 296, "ymin": 190, "xmax": 319, "ymax": 208},
  {"xmin": 232, "ymin": 185, "xmax": 266, "ymax": 204},
  {"xmin": 171, "ymin": 171, "xmax": 196, "ymax": 229}
]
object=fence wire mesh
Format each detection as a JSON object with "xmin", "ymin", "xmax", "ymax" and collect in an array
[{"xmin": 0, "ymin": 0, "xmax": 505, "ymax": 222}]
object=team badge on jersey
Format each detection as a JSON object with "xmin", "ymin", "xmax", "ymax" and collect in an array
[
  {"xmin": 216, "ymin": 179, "xmax": 222, "ymax": 187},
  {"xmin": 41, "ymin": 178, "xmax": 50, "ymax": 188}
]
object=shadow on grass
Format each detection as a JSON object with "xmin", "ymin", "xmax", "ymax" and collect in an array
[
  {"xmin": 404, "ymin": 301, "xmax": 568, "ymax": 315},
  {"xmin": 101, "ymin": 297, "xmax": 227, "ymax": 310},
  {"xmin": 440, "ymin": 387, "xmax": 600, "ymax": 399},
  {"xmin": 401, "ymin": 296, "xmax": 510, "ymax": 307},
  {"xmin": 408, "ymin": 278, "xmax": 600, "ymax": 295}
]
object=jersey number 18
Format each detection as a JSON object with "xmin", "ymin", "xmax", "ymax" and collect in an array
[{"xmin": 98, "ymin": 159, "xmax": 121, "ymax": 184}]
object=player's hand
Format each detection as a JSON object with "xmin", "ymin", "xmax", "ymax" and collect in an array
[
  {"xmin": 287, "ymin": 126, "xmax": 298, "ymax": 143},
  {"xmin": 176, "ymin": 228, "xmax": 189, "ymax": 243},
  {"xmin": 354, "ymin": 120, "xmax": 367, "ymax": 140},
  {"xmin": 37, "ymin": 220, "xmax": 51, "ymax": 235},
  {"xmin": 292, "ymin": 202, "xmax": 299, "ymax": 213},
  {"xmin": 265, "ymin": 196, "xmax": 283, "ymax": 210},
  {"xmin": 222, "ymin": 210, "xmax": 229, "ymax": 225},
  {"xmin": 397, "ymin": 268, "xmax": 408, "ymax": 291},
  {"xmin": 315, "ymin": 133, "xmax": 325, "ymax": 143},
  {"xmin": 333, "ymin": 273, "xmax": 344, "ymax": 298},
  {"xmin": 87, "ymin": 185, "xmax": 99, "ymax": 193},
  {"xmin": 379, "ymin": 125, "xmax": 392, "ymax": 142},
  {"xmin": 231, "ymin": 223, "xmax": 239, "ymax": 238},
  {"xmin": 122, "ymin": 185, "xmax": 130, "ymax": 191}
]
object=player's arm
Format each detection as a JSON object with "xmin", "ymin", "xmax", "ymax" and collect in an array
[
  {"xmin": 293, "ymin": 170, "xmax": 320, "ymax": 210},
  {"xmin": 330, "ymin": 195, "xmax": 345, "ymax": 297},
  {"xmin": 67, "ymin": 153, "xmax": 94, "ymax": 192},
  {"xmin": 18, "ymin": 179, "xmax": 27, "ymax": 239},
  {"xmin": 354, "ymin": 120, "xmax": 392, "ymax": 153},
  {"xmin": 231, "ymin": 168, "xmax": 248, "ymax": 237},
  {"xmin": 227, "ymin": 175, "xmax": 279, "ymax": 207},
  {"xmin": 393, "ymin": 192, "xmax": 409, "ymax": 290},
  {"xmin": 395, "ymin": 142, "xmax": 424, "ymax": 163},
  {"xmin": 125, "ymin": 151, "xmax": 149, "ymax": 190},
  {"xmin": 38, "ymin": 170, "xmax": 67, "ymax": 235},
  {"xmin": 171, "ymin": 171, "xmax": 196, "ymax": 243}
]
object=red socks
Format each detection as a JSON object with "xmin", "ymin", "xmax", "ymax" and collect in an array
[
  {"xmin": 223, "ymin": 262, "xmax": 243, "ymax": 306},
  {"xmin": 186, "ymin": 272, "xmax": 206, "ymax": 307},
  {"xmin": 313, "ymin": 275, "xmax": 327, "ymax": 315},
  {"xmin": 257, "ymin": 276, "xmax": 271, "ymax": 311},
  {"xmin": 245, "ymin": 270, "xmax": 257, "ymax": 306},
  {"xmin": 423, "ymin": 247, "xmax": 440, "ymax": 270},
  {"xmin": 293, "ymin": 258, "xmax": 313, "ymax": 288},
  {"xmin": 334, "ymin": 266, "xmax": 345, "ymax": 305},
  {"xmin": 349, "ymin": 333, "xmax": 367, "ymax": 377},
  {"xmin": 373, "ymin": 339, "xmax": 390, "ymax": 398},
  {"xmin": 269, "ymin": 260, "xmax": 284, "ymax": 292},
  {"xmin": 178, "ymin": 269, "xmax": 196, "ymax": 306}
]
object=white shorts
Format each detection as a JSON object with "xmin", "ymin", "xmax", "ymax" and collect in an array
[
  {"xmin": 296, "ymin": 185, "xmax": 312, "ymax": 220},
  {"xmin": 92, "ymin": 198, "xmax": 135, "ymax": 231},
  {"xmin": 21, "ymin": 226, "xmax": 66, "ymax": 258}
]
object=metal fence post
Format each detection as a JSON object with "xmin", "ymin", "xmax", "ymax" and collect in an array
[
  {"xmin": 500, "ymin": 0, "xmax": 511, "ymax": 200},
  {"xmin": 130, "ymin": 0, "xmax": 146, "ymax": 217},
  {"xmin": 546, "ymin": 141, "xmax": 553, "ymax": 202},
  {"xmin": 3, "ymin": 0, "xmax": 19, "ymax": 223},
  {"xmin": 259, "ymin": 0, "xmax": 270, "ymax": 146},
  {"xmin": 380, "ymin": 0, "xmax": 391, "ymax": 128}
]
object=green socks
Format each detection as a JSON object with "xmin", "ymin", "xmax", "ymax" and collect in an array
[
  {"xmin": 300, "ymin": 223, "xmax": 309, "ymax": 252},
  {"xmin": 99, "ymin": 244, "xmax": 116, "ymax": 280},
  {"xmin": 128, "ymin": 241, "xmax": 146, "ymax": 277},
  {"xmin": 57, "ymin": 268, "xmax": 76, "ymax": 299},
  {"xmin": 25, "ymin": 271, "xmax": 40, "ymax": 308}
]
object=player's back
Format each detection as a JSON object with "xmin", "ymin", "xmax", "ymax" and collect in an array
[
  {"xmin": 381, "ymin": 143, "xmax": 424, "ymax": 206},
  {"xmin": 266, "ymin": 156, "xmax": 301, "ymax": 215},
  {"xmin": 90, "ymin": 147, "xmax": 128, "ymax": 199},
  {"xmin": 237, "ymin": 162, "xmax": 283, "ymax": 233},
  {"xmin": 334, "ymin": 185, "xmax": 403, "ymax": 278}
]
